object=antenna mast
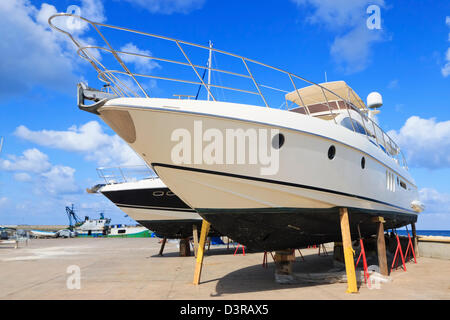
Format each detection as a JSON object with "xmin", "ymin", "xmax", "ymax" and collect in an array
[{"xmin": 207, "ymin": 40, "xmax": 213, "ymax": 101}]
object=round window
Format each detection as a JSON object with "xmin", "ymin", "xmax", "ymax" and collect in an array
[
  {"xmin": 328, "ymin": 145, "xmax": 336, "ymax": 160},
  {"xmin": 272, "ymin": 133, "xmax": 285, "ymax": 149}
]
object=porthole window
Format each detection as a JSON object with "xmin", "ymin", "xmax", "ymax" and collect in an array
[
  {"xmin": 328, "ymin": 145, "xmax": 336, "ymax": 160},
  {"xmin": 272, "ymin": 133, "xmax": 285, "ymax": 149},
  {"xmin": 153, "ymin": 191, "xmax": 164, "ymax": 197},
  {"xmin": 361, "ymin": 157, "xmax": 366, "ymax": 169}
]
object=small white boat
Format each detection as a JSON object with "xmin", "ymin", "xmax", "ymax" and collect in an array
[
  {"xmin": 108, "ymin": 224, "xmax": 150, "ymax": 237},
  {"xmin": 30, "ymin": 230, "xmax": 58, "ymax": 238}
]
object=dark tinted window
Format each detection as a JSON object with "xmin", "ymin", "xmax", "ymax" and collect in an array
[
  {"xmin": 328, "ymin": 145, "xmax": 336, "ymax": 160},
  {"xmin": 340, "ymin": 117, "xmax": 366, "ymax": 135}
]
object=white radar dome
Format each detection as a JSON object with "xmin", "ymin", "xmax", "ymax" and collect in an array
[{"xmin": 367, "ymin": 92, "xmax": 383, "ymax": 109}]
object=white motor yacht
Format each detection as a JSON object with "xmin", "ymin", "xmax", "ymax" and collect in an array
[{"xmin": 50, "ymin": 14, "xmax": 423, "ymax": 251}]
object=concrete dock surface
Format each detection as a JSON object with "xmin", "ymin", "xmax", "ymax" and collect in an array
[{"xmin": 0, "ymin": 237, "xmax": 449, "ymax": 300}]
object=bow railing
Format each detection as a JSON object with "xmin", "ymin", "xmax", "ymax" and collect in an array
[{"xmin": 97, "ymin": 165, "xmax": 157, "ymax": 185}]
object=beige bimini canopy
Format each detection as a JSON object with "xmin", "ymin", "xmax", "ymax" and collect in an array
[{"xmin": 285, "ymin": 81, "xmax": 367, "ymax": 110}]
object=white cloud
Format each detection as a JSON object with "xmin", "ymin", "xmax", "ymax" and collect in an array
[
  {"xmin": 13, "ymin": 172, "xmax": 32, "ymax": 182},
  {"xmin": 15, "ymin": 121, "xmax": 144, "ymax": 167},
  {"xmin": 0, "ymin": 148, "xmax": 51, "ymax": 173},
  {"xmin": 388, "ymin": 116, "xmax": 450, "ymax": 169},
  {"xmin": 123, "ymin": 0, "xmax": 205, "ymax": 15},
  {"xmin": 79, "ymin": 0, "xmax": 106, "ymax": 24},
  {"xmin": 35, "ymin": 3, "xmax": 57, "ymax": 27},
  {"xmin": 291, "ymin": 0, "xmax": 386, "ymax": 73},
  {"xmin": 0, "ymin": 0, "xmax": 105, "ymax": 97},
  {"xmin": 84, "ymin": 134, "xmax": 144, "ymax": 167},
  {"xmin": 442, "ymin": 17, "xmax": 450, "ymax": 77},
  {"xmin": 0, "ymin": 0, "xmax": 75, "ymax": 96},
  {"xmin": 292, "ymin": 0, "xmax": 383, "ymax": 28},
  {"xmin": 442, "ymin": 49, "xmax": 450, "ymax": 77},
  {"xmin": 119, "ymin": 42, "xmax": 161, "ymax": 73},
  {"xmin": 0, "ymin": 148, "xmax": 80, "ymax": 195},
  {"xmin": 419, "ymin": 188, "xmax": 450, "ymax": 215},
  {"xmin": 330, "ymin": 25, "xmax": 384, "ymax": 73},
  {"xmin": 40, "ymin": 165, "xmax": 79, "ymax": 195},
  {"xmin": 387, "ymin": 79, "xmax": 399, "ymax": 89},
  {"xmin": 0, "ymin": 197, "xmax": 8, "ymax": 208},
  {"xmin": 15, "ymin": 122, "xmax": 111, "ymax": 153}
]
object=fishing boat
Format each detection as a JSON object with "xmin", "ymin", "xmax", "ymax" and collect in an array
[
  {"xmin": 89, "ymin": 166, "xmax": 208, "ymax": 239},
  {"xmin": 75, "ymin": 213, "xmax": 110, "ymax": 237},
  {"xmin": 50, "ymin": 14, "xmax": 423, "ymax": 251}
]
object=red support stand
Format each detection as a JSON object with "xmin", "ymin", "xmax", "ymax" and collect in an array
[
  {"xmin": 234, "ymin": 243, "xmax": 245, "ymax": 256},
  {"xmin": 262, "ymin": 251, "xmax": 275, "ymax": 268},
  {"xmin": 404, "ymin": 229, "xmax": 417, "ymax": 264},
  {"xmin": 355, "ymin": 238, "xmax": 370, "ymax": 284},
  {"xmin": 291, "ymin": 248, "xmax": 305, "ymax": 261},
  {"xmin": 390, "ymin": 233, "xmax": 407, "ymax": 272}
]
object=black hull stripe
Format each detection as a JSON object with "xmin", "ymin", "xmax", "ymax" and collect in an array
[
  {"xmin": 152, "ymin": 162, "xmax": 416, "ymax": 214},
  {"xmin": 100, "ymin": 188, "xmax": 191, "ymax": 210},
  {"xmin": 117, "ymin": 204, "xmax": 196, "ymax": 213}
]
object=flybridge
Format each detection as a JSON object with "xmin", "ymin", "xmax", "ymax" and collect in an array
[{"xmin": 48, "ymin": 13, "xmax": 407, "ymax": 169}]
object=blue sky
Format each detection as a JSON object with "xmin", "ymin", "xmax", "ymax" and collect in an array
[{"xmin": 0, "ymin": 0, "xmax": 449, "ymax": 229}]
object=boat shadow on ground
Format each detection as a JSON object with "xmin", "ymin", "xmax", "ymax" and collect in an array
[
  {"xmin": 148, "ymin": 247, "xmax": 238, "ymax": 258},
  {"xmin": 210, "ymin": 253, "xmax": 360, "ymax": 297}
]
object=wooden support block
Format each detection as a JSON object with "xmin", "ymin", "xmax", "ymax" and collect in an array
[
  {"xmin": 193, "ymin": 219, "xmax": 211, "ymax": 285},
  {"xmin": 274, "ymin": 250, "xmax": 295, "ymax": 277},
  {"xmin": 274, "ymin": 250, "xmax": 296, "ymax": 263},
  {"xmin": 333, "ymin": 242, "xmax": 345, "ymax": 263},
  {"xmin": 179, "ymin": 237, "xmax": 191, "ymax": 257},
  {"xmin": 372, "ymin": 216, "xmax": 385, "ymax": 223},
  {"xmin": 339, "ymin": 207, "xmax": 358, "ymax": 294},
  {"xmin": 376, "ymin": 219, "xmax": 388, "ymax": 276},
  {"xmin": 192, "ymin": 224, "xmax": 199, "ymax": 258},
  {"xmin": 411, "ymin": 222, "xmax": 419, "ymax": 258}
]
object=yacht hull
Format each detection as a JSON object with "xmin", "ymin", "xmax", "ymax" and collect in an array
[
  {"xmin": 153, "ymin": 164, "xmax": 417, "ymax": 251},
  {"xmin": 97, "ymin": 98, "xmax": 419, "ymax": 249},
  {"xmin": 200, "ymin": 208, "xmax": 415, "ymax": 252}
]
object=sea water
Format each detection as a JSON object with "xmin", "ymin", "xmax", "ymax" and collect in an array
[{"xmin": 396, "ymin": 230, "xmax": 450, "ymax": 237}]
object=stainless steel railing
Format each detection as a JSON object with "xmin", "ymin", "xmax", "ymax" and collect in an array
[
  {"xmin": 97, "ymin": 165, "xmax": 157, "ymax": 185},
  {"xmin": 48, "ymin": 13, "xmax": 407, "ymax": 169}
]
